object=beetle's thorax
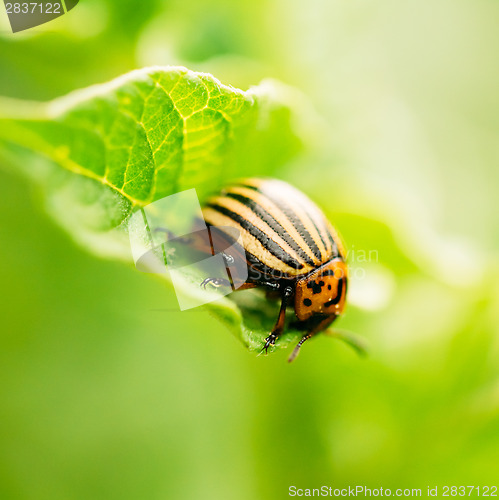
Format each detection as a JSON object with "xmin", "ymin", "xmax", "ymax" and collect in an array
[{"xmin": 294, "ymin": 258, "xmax": 348, "ymax": 321}]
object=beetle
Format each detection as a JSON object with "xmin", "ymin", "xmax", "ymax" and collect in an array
[{"xmin": 199, "ymin": 178, "xmax": 348, "ymax": 362}]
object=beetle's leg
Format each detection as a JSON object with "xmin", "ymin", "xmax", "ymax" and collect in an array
[
  {"xmin": 200, "ymin": 277, "xmax": 231, "ymax": 289},
  {"xmin": 262, "ymin": 280, "xmax": 280, "ymax": 291},
  {"xmin": 221, "ymin": 252, "xmax": 234, "ymax": 265},
  {"xmin": 234, "ymin": 282, "xmax": 258, "ymax": 291},
  {"xmin": 199, "ymin": 252, "xmax": 236, "ymax": 290},
  {"xmin": 261, "ymin": 301, "xmax": 286, "ymax": 353},
  {"xmin": 262, "ymin": 286, "xmax": 293, "ymax": 354},
  {"xmin": 200, "ymin": 253, "xmax": 235, "ymax": 290},
  {"xmin": 200, "ymin": 278, "xmax": 257, "ymax": 291}
]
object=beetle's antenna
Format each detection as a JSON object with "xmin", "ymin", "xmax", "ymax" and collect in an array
[{"xmin": 288, "ymin": 333, "xmax": 314, "ymax": 363}]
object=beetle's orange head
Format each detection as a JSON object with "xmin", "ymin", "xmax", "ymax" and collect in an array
[{"xmin": 294, "ymin": 258, "xmax": 348, "ymax": 322}]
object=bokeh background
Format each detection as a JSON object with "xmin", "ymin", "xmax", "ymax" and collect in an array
[{"xmin": 1, "ymin": 0, "xmax": 499, "ymax": 498}]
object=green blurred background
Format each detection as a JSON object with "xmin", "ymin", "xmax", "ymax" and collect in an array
[{"xmin": 1, "ymin": 1, "xmax": 499, "ymax": 498}]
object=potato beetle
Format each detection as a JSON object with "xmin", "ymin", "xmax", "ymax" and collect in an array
[{"xmin": 200, "ymin": 178, "xmax": 348, "ymax": 362}]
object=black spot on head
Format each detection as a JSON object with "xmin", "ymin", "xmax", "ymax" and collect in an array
[
  {"xmin": 307, "ymin": 280, "xmax": 325, "ymax": 294},
  {"xmin": 303, "ymin": 298, "xmax": 312, "ymax": 307},
  {"xmin": 328, "ymin": 284, "xmax": 332, "ymax": 290}
]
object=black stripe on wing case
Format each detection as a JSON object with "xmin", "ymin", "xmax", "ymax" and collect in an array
[
  {"xmin": 206, "ymin": 203, "xmax": 304, "ymax": 270},
  {"xmin": 275, "ymin": 200, "xmax": 323, "ymax": 261},
  {"xmin": 224, "ymin": 192, "xmax": 316, "ymax": 267},
  {"xmin": 236, "ymin": 181, "xmax": 324, "ymax": 261}
]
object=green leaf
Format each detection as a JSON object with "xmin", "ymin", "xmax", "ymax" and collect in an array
[{"xmin": 0, "ymin": 66, "xmax": 348, "ymax": 358}]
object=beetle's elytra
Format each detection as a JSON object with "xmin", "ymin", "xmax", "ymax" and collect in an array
[{"xmin": 201, "ymin": 178, "xmax": 348, "ymax": 362}]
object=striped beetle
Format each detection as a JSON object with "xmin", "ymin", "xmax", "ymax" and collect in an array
[{"xmin": 200, "ymin": 178, "xmax": 348, "ymax": 362}]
